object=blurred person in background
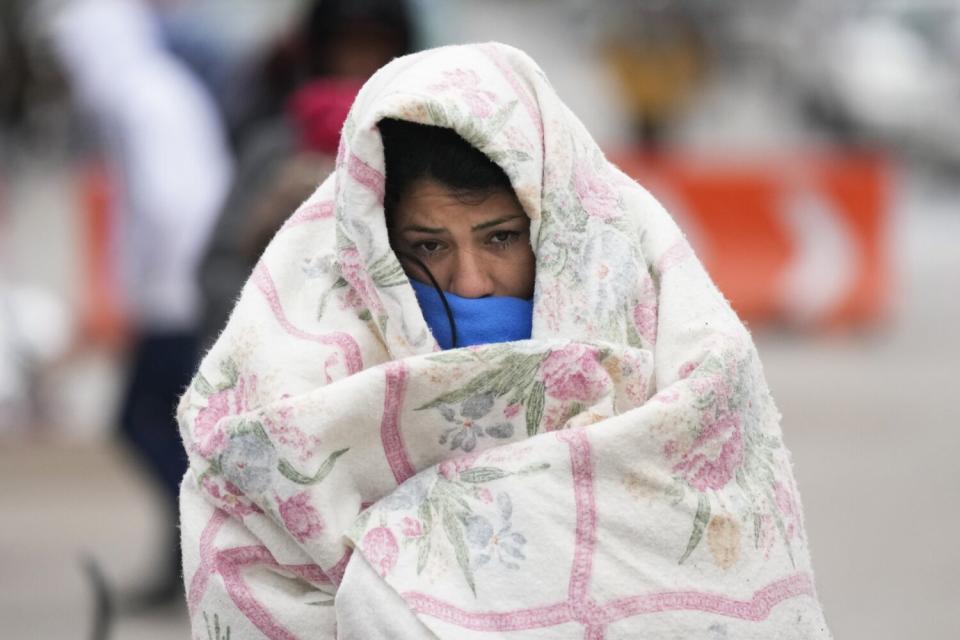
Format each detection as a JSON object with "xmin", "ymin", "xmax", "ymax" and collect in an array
[
  {"xmin": 46, "ymin": 0, "xmax": 232, "ymax": 608},
  {"xmin": 198, "ymin": 0, "xmax": 416, "ymax": 349},
  {"xmin": 600, "ymin": 7, "xmax": 706, "ymax": 148}
]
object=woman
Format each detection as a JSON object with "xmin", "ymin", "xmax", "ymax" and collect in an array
[
  {"xmin": 381, "ymin": 118, "xmax": 536, "ymax": 349},
  {"xmin": 178, "ymin": 43, "xmax": 831, "ymax": 639}
]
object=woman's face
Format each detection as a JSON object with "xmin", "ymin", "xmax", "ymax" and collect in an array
[{"xmin": 390, "ymin": 178, "xmax": 535, "ymax": 299}]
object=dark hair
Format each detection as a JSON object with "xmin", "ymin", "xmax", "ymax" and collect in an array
[
  {"xmin": 379, "ymin": 118, "xmax": 513, "ymax": 220},
  {"xmin": 379, "ymin": 118, "xmax": 516, "ymax": 348},
  {"xmin": 304, "ymin": 0, "xmax": 414, "ymax": 75}
]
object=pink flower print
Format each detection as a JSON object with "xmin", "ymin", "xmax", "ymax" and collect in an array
[
  {"xmin": 194, "ymin": 376, "xmax": 257, "ymax": 458},
  {"xmin": 678, "ymin": 360, "xmax": 699, "ymax": 380},
  {"xmin": 632, "ymin": 300, "xmax": 658, "ymax": 346},
  {"xmin": 477, "ymin": 487, "xmax": 494, "ymax": 504},
  {"xmin": 262, "ymin": 404, "xmax": 322, "ymax": 463},
  {"xmin": 224, "ymin": 480, "xmax": 244, "ymax": 497},
  {"xmin": 201, "ymin": 476, "xmax": 262, "ymax": 519},
  {"xmin": 653, "ymin": 388, "xmax": 681, "ymax": 404},
  {"xmin": 338, "ymin": 246, "xmax": 384, "ymax": 316},
  {"xmin": 632, "ymin": 277, "xmax": 658, "ymax": 345},
  {"xmin": 400, "ymin": 517, "xmax": 423, "ymax": 538},
  {"xmin": 339, "ymin": 287, "xmax": 365, "ymax": 312},
  {"xmin": 573, "ymin": 156, "xmax": 620, "ymax": 222},
  {"xmin": 362, "ymin": 527, "xmax": 399, "ymax": 577},
  {"xmin": 539, "ymin": 343, "xmax": 609, "ymax": 403},
  {"xmin": 756, "ymin": 513, "xmax": 777, "ymax": 559},
  {"xmin": 618, "ymin": 351, "xmax": 652, "ymax": 406},
  {"xmin": 669, "ymin": 413, "xmax": 745, "ymax": 492},
  {"xmin": 503, "ymin": 403, "xmax": 521, "ymax": 419},
  {"xmin": 438, "ymin": 451, "xmax": 480, "ymax": 480},
  {"xmin": 773, "ymin": 481, "xmax": 800, "ymax": 541},
  {"xmin": 689, "ymin": 367, "xmax": 735, "ymax": 406},
  {"xmin": 278, "ymin": 491, "xmax": 325, "ymax": 544},
  {"xmin": 430, "ymin": 68, "xmax": 499, "ymax": 118}
]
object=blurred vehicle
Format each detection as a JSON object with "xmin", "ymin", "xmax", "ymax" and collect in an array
[{"xmin": 790, "ymin": 2, "xmax": 960, "ymax": 167}]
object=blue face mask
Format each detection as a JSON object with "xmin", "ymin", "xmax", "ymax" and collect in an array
[{"xmin": 409, "ymin": 279, "xmax": 533, "ymax": 350}]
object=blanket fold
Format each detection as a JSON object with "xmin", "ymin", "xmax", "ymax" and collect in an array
[{"xmin": 178, "ymin": 42, "xmax": 831, "ymax": 639}]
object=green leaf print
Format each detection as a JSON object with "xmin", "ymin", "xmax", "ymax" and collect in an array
[
  {"xmin": 624, "ymin": 315, "xmax": 645, "ymax": 349},
  {"xmin": 417, "ymin": 532, "xmax": 432, "ymax": 575},
  {"xmin": 424, "ymin": 99, "xmax": 450, "ymax": 127},
  {"xmin": 193, "ymin": 372, "xmax": 216, "ymax": 397},
  {"xmin": 488, "ymin": 148, "xmax": 533, "ymax": 165},
  {"xmin": 201, "ymin": 454, "xmax": 223, "ymax": 481},
  {"xmin": 306, "ymin": 587, "xmax": 336, "ymax": 606},
  {"xmin": 525, "ymin": 381, "xmax": 546, "ymax": 437},
  {"xmin": 442, "ymin": 507, "xmax": 476, "ymax": 595},
  {"xmin": 515, "ymin": 462, "xmax": 551, "ymax": 476},
  {"xmin": 368, "ymin": 253, "xmax": 408, "ymax": 288},
  {"xmin": 277, "ymin": 448, "xmax": 349, "ymax": 485},
  {"xmin": 233, "ymin": 420, "xmax": 271, "ymax": 444},
  {"xmin": 417, "ymin": 500, "xmax": 434, "ymax": 575},
  {"xmin": 483, "ymin": 100, "xmax": 518, "ymax": 139},
  {"xmin": 679, "ymin": 493, "xmax": 711, "ymax": 565},
  {"xmin": 417, "ymin": 353, "xmax": 545, "ymax": 410},
  {"xmin": 204, "ymin": 612, "xmax": 231, "ymax": 640},
  {"xmin": 425, "ymin": 351, "xmax": 480, "ymax": 365},
  {"xmin": 458, "ymin": 467, "xmax": 509, "ymax": 483},
  {"xmin": 219, "ymin": 358, "xmax": 240, "ymax": 389}
]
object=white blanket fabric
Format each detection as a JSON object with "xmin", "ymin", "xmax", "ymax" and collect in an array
[{"xmin": 178, "ymin": 42, "xmax": 832, "ymax": 639}]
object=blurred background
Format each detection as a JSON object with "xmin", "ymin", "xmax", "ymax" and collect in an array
[{"xmin": 1, "ymin": 0, "xmax": 957, "ymax": 638}]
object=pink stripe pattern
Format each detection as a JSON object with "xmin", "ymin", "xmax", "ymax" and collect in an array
[
  {"xmin": 600, "ymin": 573, "xmax": 815, "ymax": 623},
  {"xmin": 187, "ymin": 508, "xmax": 229, "ymax": 616},
  {"xmin": 280, "ymin": 200, "xmax": 334, "ymax": 232},
  {"xmin": 561, "ymin": 430, "xmax": 598, "ymax": 609},
  {"xmin": 347, "ymin": 153, "xmax": 385, "ymax": 203},
  {"xmin": 403, "ymin": 430, "xmax": 816, "ymax": 636},
  {"xmin": 216, "ymin": 546, "xmax": 301, "ymax": 640},
  {"xmin": 380, "ymin": 361, "xmax": 416, "ymax": 484},
  {"xmin": 405, "ymin": 596, "xmax": 572, "ymax": 631},
  {"xmin": 405, "ymin": 573, "xmax": 815, "ymax": 632},
  {"xmin": 324, "ymin": 547, "xmax": 353, "ymax": 587},
  {"xmin": 252, "ymin": 262, "xmax": 363, "ymax": 375},
  {"xmin": 585, "ymin": 625, "xmax": 606, "ymax": 640}
]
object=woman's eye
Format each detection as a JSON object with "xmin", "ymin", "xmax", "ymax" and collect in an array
[
  {"xmin": 489, "ymin": 230, "xmax": 520, "ymax": 247},
  {"xmin": 414, "ymin": 240, "xmax": 444, "ymax": 255}
]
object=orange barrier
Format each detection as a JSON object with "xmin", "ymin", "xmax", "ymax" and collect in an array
[
  {"xmin": 609, "ymin": 150, "xmax": 890, "ymax": 329},
  {"xmin": 77, "ymin": 163, "xmax": 128, "ymax": 347},
  {"xmin": 75, "ymin": 153, "xmax": 889, "ymax": 335}
]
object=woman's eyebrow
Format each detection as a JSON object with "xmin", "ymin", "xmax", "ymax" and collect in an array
[
  {"xmin": 399, "ymin": 224, "xmax": 446, "ymax": 234},
  {"xmin": 471, "ymin": 214, "xmax": 526, "ymax": 231}
]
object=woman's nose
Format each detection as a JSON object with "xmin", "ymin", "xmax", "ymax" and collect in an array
[{"xmin": 449, "ymin": 249, "xmax": 495, "ymax": 298}]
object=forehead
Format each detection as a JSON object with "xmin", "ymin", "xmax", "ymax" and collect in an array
[{"xmin": 396, "ymin": 178, "xmax": 525, "ymax": 225}]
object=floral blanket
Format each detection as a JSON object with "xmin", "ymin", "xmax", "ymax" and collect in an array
[{"xmin": 178, "ymin": 43, "xmax": 832, "ymax": 639}]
